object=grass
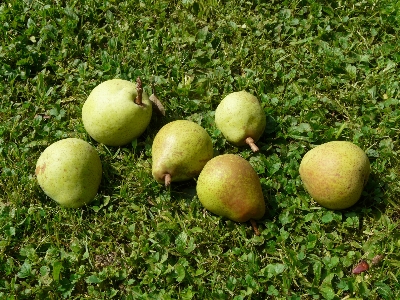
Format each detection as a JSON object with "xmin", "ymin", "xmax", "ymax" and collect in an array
[{"xmin": 1, "ymin": 0, "xmax": 399, "ymax": 299}]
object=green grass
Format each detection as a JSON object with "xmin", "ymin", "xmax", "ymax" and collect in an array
[{"xmin": 1, "ymin": 0, "xmax": 399, "ymax": 299}]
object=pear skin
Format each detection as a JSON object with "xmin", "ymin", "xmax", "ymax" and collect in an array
[
  {"xmin": 215, "ymin": 91, "xmax": 266, "ymax": 152},
  {"xmin": 152, "ymin": 120, "xmax": 213, "ymax": 186},
  {"xmin": 299, "ymin": 141, "xmax": 370, "ymax": 210},
  {"xmin": 196, "ymin": 154, "xmax": 265, "ymax": 223}
]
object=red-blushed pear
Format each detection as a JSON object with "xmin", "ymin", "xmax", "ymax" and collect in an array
[
  {"xmin": 35, "ymin": 138, "xmax": 102, "ymax": 208},
  {"xmin": 215, "ymin": 91, "xmax": 266, "ymax": 152},
  {"xmin": 151, "ymin": 120, "xmax": 214, "ymax": 187},
  {"xmin": 299, "ymin": 141, "xmax": 370, "ymax": 210},
  {"xmin": 82, "ymin": 78, "xmax": 152, "ymax": 146},
  {"xmin": 196, "ymin": 154, "xmax": 266, "ymax": 235}
]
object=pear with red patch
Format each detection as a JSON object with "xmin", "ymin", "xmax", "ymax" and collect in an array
[
  {"xmin": 196, "ymin": 154, "xmax": 265, "ymax": 225},
  {"xmin": 299, "ymin": 141, "xmax": 370, "ymax": 210}
]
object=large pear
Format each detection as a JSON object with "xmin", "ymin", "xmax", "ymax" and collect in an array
[
  {"xmin": 299, "ymin": 141, "xmax": 370, "ymax": 210},
  {"xmin": 82, "ymin": 78, "xmax": 152, "ymax": 146},
  {"xmin": 196, "ymin": 154, "xmax": 265, "ymax": 223},
  {"xmin": 152, "ymin": 120, "xmax": 214, "ymax": 186},
  {"xmin": 35, "ymin": 138, "xmax": 102, "ymax": 208},
  {"xmin": 215, "ymin": 91, "xmax": 266, "ymax": 152}
]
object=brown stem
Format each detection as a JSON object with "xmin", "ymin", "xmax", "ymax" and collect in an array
[
  {"xmin": 135, "ymin": 77, "xmax": 143, "ymax": 105},
  {"xmin": 250, "ymin": 219, "xmax": 260, "ymax": 236},
  {"xmin": 245, "ymin": 137, "xmax": 259, "ymax": 152},
  {"xmin": 164, "ymin": 173, "xmax": 172, "ymax": 187}
]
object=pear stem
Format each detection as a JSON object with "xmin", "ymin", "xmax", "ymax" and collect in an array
[
  {"xmin": 164, "ymin": 173, "xmax": 172, "ymax": 187},
  {"xmin": 135, "ymin": 77, "xmax": 143, "ymax": 105},
  {"xmin": 250, "ymin": 219, "xmax": 260, "ymax": 236},
  {"xmin": 245, "ymin": 137, "xmax": 259, "ymax": 152}
]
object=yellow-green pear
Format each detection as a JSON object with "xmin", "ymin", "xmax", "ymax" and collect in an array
[
  {"xmin": 82, "ymin": 78, "xmax": 152, "ymax": 146},
  {"xmin": 215, "ymin": 91, "xmax": 266, "ymax": 152},
  {"xmin": 152, "ymin": 120, "xmax": 213, "ymax": 186},
  {"xmin": 35, "ymin": 138, "xmax": 102, "ymax": 208},
  {"xmin": 196, "ymin": 154, "xmax": 265, "ymax": 225},
  {"xmin": 299, "ymin": 141, "xmax": 370, "ymax": 210}
]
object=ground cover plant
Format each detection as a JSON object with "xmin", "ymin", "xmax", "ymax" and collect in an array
[{"xmin": 1, "ymin": 0, "xmax": 399, "ymax": 299}]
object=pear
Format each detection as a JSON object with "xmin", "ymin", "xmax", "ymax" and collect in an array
[
  {"xmin": 82, "ymin": 77, "xmax": 152, "ymax": 146},
  {"xmin": 299, "ymin": 141, "xmax": 370, "ymax": 210},
  {"xmin": 196, "ymin": 154, "xmax": 265, "ymax": 233},
  {"xmin": 215, "ymin": 91, "xmax": 266, "ymax": 152},
  {"xmin": 35, "ymin": 138, "xmax": 102, "ymax": 208},
  {"xmin": 152, "ymin": 120, "xmax": 214, "ymax": 186}
]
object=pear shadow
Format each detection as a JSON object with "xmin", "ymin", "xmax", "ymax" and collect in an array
[
  {"xmin": 356, "ymin": 171, "xmax": 390, "ymax": 212},
  {"xmin": 168, "ymin": 179, "xmax": 198, "ymax": 202},
  {"xmin": 90, "ymin": 157, "xmax": 119, "ymax": 204},
  {"xmin": 32, "ymin": 178, "xmax": 55, "ymax": 207},
  {"xmin": 257, "ymin": 115, "xmax": 280, "ymax": 152}
]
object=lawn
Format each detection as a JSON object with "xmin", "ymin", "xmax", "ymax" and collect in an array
[{"xmin": 1, "ymin": 0, "xmax": 399, "ymax": 299}]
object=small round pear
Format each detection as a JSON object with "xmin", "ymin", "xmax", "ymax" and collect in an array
[
  {"xmin": 196, "ymin": 154, "xmax": 265, "ymax": 223},
  {"xmin": 299, "ymin": 141, "xmax": 370, "ymax": 210},
  {"xmin": 152, "ymin": 120, "xmax": 214, "ymax": 186},
  {"xmin": 82, "ymin": 78, "xmax": 152, "ymax": 146},
  {"xmin": 35, "ymin": 138, "xmax": 102, "ymax": 208},
  {"xmin": 215, "ymin": 91, "xmax": 266, "ymax": 152}
]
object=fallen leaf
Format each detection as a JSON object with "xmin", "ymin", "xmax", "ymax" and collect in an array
[
  {"xmin": 352, "ymin": 260, "xmax": 369, "ymax": 274},
  {"xmin": 371, "ymin": 254, "xmax": 384, "ymax": 265},
  {"xmin": 149, "ymin": 92, "xmax": 166, "ymax": 116}
]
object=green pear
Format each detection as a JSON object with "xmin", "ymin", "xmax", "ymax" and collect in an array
[
  {"xmin": 215, "ymin": 91, "xmax": 266, "ymax": 152},
  {"xmin": 82, "ymin": 78, "xmax": 152, "ymax": 146},
  {"xmin": 299, "ymin": 141, "xmax": 370, "ymax": 210},
  {"xmin": 35, "ymin": 138, "xmax": 102, "ymax": 208},
  {"xmin": 152, "ymin": 120, "xmax": 214, "ymax": 186},
  {"xmin": 196, "ymin": 154, "xmax": 265, "ymax": 226}
]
